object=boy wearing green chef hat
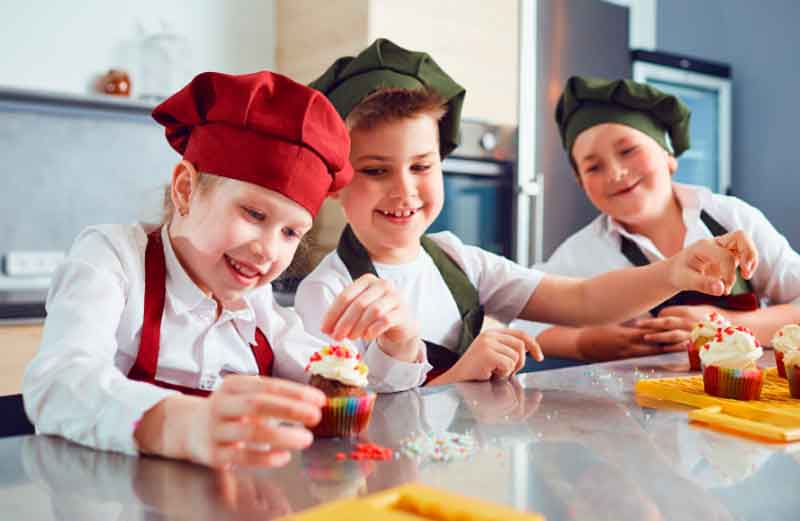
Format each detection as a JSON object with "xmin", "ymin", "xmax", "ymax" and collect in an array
[
  {"xmin": 295, "ymin": 41, "xmax": 759, "ymax": 386},
  {"xmin": 515, "ymin": 76, "xmax": 800, "ymax": 363}
]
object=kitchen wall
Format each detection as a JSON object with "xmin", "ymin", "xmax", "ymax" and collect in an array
[
  {"xmin": 0, "ymin": 0, "xmax": 276, "ymax": 96},
  {"xmin": 657, "ymin": 0, "xmax": 800, "ymax": 248}
]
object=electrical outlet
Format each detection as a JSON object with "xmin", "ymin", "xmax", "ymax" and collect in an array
[{"xmin": 3, "ymin": 251, "xmax": 65, "ymax": 277}]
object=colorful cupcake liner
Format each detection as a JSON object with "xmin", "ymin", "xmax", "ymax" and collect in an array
[
  {"xmin": 787, "ymin": 364, "xmax": 800, "ymax": 399},
  {"xmin": 702, "ymin": 365, "xmax": 764, "ymax": 401},
  {"xmin": 775, "ymin": 350, "xmax": 787, "ymax": 378},
  {"xmin": 312, "ymin": 393, "xmax": 376, "ymax": 438}
]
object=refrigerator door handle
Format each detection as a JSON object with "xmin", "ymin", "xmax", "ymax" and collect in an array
[{"xmin": 515, "ymin": 172, "xmax": 545, "ymax": 266}]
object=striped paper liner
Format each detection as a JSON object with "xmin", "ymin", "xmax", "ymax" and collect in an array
[
  {"xmin": 775, "ymin": 350, "xmax": 787, "ymax": 379},
  {"xmin": 312, "ymin": 393, "xmax": 376, "ymax": 438},
  {"xmin": 702, "ymin": 365, "xmax": 764, "ymax": 401},
  {"xmin": 688, "ymin": 342, "xmax": 702, "ymax": 371},
  {"xmin": 787, "ymin": 364, "xmax": 800, "ymax": 399}
]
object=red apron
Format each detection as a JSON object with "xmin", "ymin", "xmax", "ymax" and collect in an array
[{"xmin": 127, "ymin": 229, "xmax": 274, "ymax": 397}]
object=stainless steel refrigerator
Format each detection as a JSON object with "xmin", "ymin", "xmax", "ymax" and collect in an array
[{"xmin": 516, "ymin": 0, "xmax": 632, "ymax": 265}]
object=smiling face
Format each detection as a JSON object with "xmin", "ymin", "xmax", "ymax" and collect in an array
[
  {"xmin": 572, "ymin": 123, "xmax": 678, "ymax": 227},
  {"xmin": 168, "ymin": 163, "xmax": 312, "ymax": 307},
  {"xmin": 335, "ymin": 115, "xmax": 444, "ymax": 263}
]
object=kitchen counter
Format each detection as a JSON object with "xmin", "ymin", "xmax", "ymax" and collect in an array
[{"xmin": 1, "ymin": 352, "xmax": 797, "ymax": 520}]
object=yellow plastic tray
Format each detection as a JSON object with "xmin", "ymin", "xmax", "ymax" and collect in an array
[
  {"xmin": 284, "ymin": 482, "xmax": 544, "ymax": 521},
  {"xmin": 635, "ymin": 368, "xmax": 800, "ymax": 442}
]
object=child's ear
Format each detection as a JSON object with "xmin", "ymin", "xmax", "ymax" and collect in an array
[
  {"xmin": 667, "ymin": 154, "xmax": 678, "ymax": 175},
  {"xmin": 171, "ymin": 160, "xmax": 199, "ymax": 216}
]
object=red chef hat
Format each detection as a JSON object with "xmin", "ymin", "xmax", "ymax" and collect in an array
[{"xmin": 152, "ymin": 71, "xmax": 353, "ymax": 216}]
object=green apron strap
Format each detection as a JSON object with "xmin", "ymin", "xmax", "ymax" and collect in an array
[
  {"xmin": 699, "ymin": 210, "xmax": 754, "ymax": 295},
  {"xmin": 336, "ymin": 224, "xmax": 378, "ymax": 281},
  {"xmin": 420, "ymin": 236, "xmax": 484, "ymax": 355}
]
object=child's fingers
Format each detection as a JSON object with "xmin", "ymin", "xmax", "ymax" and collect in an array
[
  {"xmin": 221, "ymin": 375, "xmax": 326, "ymax": 407},
  {"xmin": 642, "ymin": 329, "xmax": 690, "ymax": 344},
  {"xmin": 215, "ymin": 393, "xmax": 322, "ymax": 426},
  {"xmin": 492, "ymin": 332, "xmax": 527, "ymax": 373},
  {"xmin": 716, "ymin": 231, "xmax": 759, "ymax": 278},
  {"xmin": 320, "ymin": 274, "xmax": 378, "ymax": 335},
  {"xmin": 498, "ymin": 328, "xmax": 544, "ymax": 362},
  {"xmin": 488, "ymin": 344, "xmax": 518, "ymax": 378},
  {"xmin": 329, "ymin": 281, "xmax": 390, "ymax": 340},
  {"xmin": 212, "ymin": 419, "xmax": 314, "ymax": 450},
  {"xmin": 364, "ymin": 305, "xmax": 404, "ymax": 341},
  {"xmin": 349, "ymin": 296, "xmax": 397, "ymax": 341},
  {"xmin": 635, "ymin": 316, "xmax": 690, "ymax": 332}
]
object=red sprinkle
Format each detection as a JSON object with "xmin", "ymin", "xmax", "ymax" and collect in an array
[{"xmin": 339, "ymin": 442, "xmax": 393, "ymax": 462}]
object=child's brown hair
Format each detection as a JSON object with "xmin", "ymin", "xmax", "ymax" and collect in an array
[{"xmin": 346, "ymin": 87, "xmax": 447, "ymax": 135}]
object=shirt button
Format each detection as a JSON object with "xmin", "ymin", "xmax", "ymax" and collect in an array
[{"xmin": 199, "ymin": 374, "xmax": 218, "ymax": 390}]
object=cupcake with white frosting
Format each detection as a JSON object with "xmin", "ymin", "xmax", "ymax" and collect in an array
[
  {"xmin": 771, "ymin": 324, "xmax": 800, "ymax": 379},
  {"xmin": 783, "ymin": 350, "xmax": 800, "ymax": 399},
  {"xmin": 699, "ymin": 326, "xmax": 764, "ymax": 400},
  {"xmin": 688, "ymin": 311, "xmax": 731, "ymax": 371},
  {"xmin": 306, "ymin": 345, "xmax": 375, "ymax": 437}
]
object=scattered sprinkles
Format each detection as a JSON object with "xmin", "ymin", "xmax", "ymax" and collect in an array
[
  {"xmin": 305, "ymin": 345, "xmax": 369, "ymax": 374},
  {"xmin": 336, "ymin": 442, "xmax": 393, "ymax": 461},
  {"xmin": 399, "ymin": 431, "xmax": 477, "ymax": 463}
]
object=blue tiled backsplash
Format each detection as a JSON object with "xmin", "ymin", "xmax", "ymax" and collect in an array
[{"xmin": 0, "ymin": 90, "xmax": 176, "ymax": 255}]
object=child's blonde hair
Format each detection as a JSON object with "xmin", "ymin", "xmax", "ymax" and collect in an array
[{"xmin": 346, "ymin": 87, "xmax": 447, "ymax": 134}]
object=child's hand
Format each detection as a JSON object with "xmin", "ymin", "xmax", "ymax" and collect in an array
[
  {"xmin": 322, "ymin": 274, "xmax": 422, "ymax": 362},
  {"xmin": 668, "ymin": 230, "xmax": 758, "ymax": 296},
  {"xmin": 576, "ymin": 324, "xmax": 685, "ymax": 361},
  {"xmin": 450, "ymin": 328, "xmax": 543, "ymax": 381},
  {"xmin": 200, "ymin": 375, "xmax": 325, "ymax": 468}
]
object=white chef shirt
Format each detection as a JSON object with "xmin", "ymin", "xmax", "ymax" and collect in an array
[
  {"xmin": 24, "ymin": 223, "xmax": 354, "ymax": 455},
  {"xmin": 513, "ymin": 183, "xmax": 800, "ymax": 337},
  {"xmin": 295, "ymin": 230, "xmax": 544, "ymax": 390}
]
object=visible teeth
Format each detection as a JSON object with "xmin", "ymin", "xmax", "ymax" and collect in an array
[
  {"xmin": 228, "ymin": 256, "xmax": 258, "ymax": 278},
  {"xmin": 381, "ymin": 208, "xmax": 417, "ymax": 217}
]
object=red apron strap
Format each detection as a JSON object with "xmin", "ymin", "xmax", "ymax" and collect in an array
[
  {"xmin": 128, "ymin": 228, "xmax": 167, "ymax": 383},
  {"xmin": 250, "ymin": 328, "xmax": 274, "ymax": 377}
]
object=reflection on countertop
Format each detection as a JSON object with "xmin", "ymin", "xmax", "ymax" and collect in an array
[{"xmin": 1, "ymin": 352, "xmax": 799, "ymax": 520}]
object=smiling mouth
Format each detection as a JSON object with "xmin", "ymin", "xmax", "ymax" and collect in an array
[
  {"xmin": 610, "ymin": 179, "xmax": 641, "ymax": 197},
  {"xmin": 224, "ymin": 254, "xmax": 262, "ymax": 280},
  {"xmin": 376, "ymin": 207, "xmax": 422, "ymax": 218}
]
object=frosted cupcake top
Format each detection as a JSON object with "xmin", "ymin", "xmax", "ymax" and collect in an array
[
  {"xmin": 306, "ymin": 345, "xmax": 368, "ymax": 387},
  {"xmin": 771, "ymin": 324, "xmax": 800, "ymax": 353},
  {"xmin": 698, "ymin": 326, "xmax": 763, "ymax": 370},
  {"xmin": 690, "ymin": 311, "xmax": 731, "ymax": 343}
]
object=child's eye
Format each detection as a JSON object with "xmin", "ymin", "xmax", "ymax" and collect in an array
[
  {"xmin": 411, "ymin": 163, "xmax": 432, "ymax": 173},
  {"xmin": 243, "ymin": 207, "xmax": 265, "ymax": 221},
  {"xmin": 584, "ymin": 165, "xmax": 599, "ymax": 174},
  {"xmin": 282, "ymin": 227, "xmax": 301, "ymax": 240},
  {"xmin": 621, "ymin": 146, "xmax": 637, "ymax": 155},
  {"xmin": 359, "ymin": 168, "xmax": 386, "ymax": 177}
]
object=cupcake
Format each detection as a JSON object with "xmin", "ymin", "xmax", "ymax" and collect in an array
[
  {"xmin": 771, "ymin": 324, "xmax": 800, "ymax": 378},
  {"xmin": 306, "ymin": 345, "xmax": 375, "ymax": 437},
  {"xmin": 688, "ymin": 312, "xmax": 731, "ymax": 371},
  {"xmin": 784, "ymin": 350, "xmax": 800, "ymax": 399},
  {"xmin": 699, "ymin": 326, "xmax": 764, "ymax": 401}
]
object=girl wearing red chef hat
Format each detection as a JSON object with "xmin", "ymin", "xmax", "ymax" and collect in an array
[{"xmin": 23, "ymin": 71, "xmax": 424, "ymax": 468}]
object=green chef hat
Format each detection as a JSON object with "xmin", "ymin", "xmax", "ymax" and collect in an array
[
  {"xmin": 309, "ymin": 38, "xmax": 466, "ymax": 157},
  {"xmin": 555, "ymin": 76, "xmax": 691, "ymax": 158}
]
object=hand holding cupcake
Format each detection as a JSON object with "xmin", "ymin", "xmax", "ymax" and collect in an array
[
  {"xmin": 699, "ymin": 326, "xmax": 764, "ymax": 401},
  {"xmin": 771, "ymin": 324, "xmax": 800, "ymax": 378},
  {"xmin": 306, "ymin": 345, "xmax": 376, "ymax": 437},
  {"xmin": 688, "ymin": 312, "xmax": 731, "ymax": 371}
]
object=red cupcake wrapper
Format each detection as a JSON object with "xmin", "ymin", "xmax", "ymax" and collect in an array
[
  {"xmin": 702, "ymin": 365, "xmax": 764, "ymax": 401},
  {"xmin": 312, "ymin": 393, "xmax": 376, "ymax": 438},
  {"xmin": 787, "ymin": 364, "xmax": 800, "ymax": 399},
  {"xmin": 775, "ymin": 350, "xmax": 787, "ymax": 378},
  {"xmin": 688, "ymin": 343, "xmax": 702, "ymax": 371}
]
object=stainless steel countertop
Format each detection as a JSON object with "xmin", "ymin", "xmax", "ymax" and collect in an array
[{"xmin": 1, "ymin": 352, "xmax": 798, "ymax": 520}]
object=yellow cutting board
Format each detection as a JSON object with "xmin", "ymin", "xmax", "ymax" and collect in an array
[
  {"xmin": 284, "ymin": 482, "xmax": 544, "ymax": 521},
  {"xmin": 635, "ymin": 368, "xmax": 800, "ymax": 442}
]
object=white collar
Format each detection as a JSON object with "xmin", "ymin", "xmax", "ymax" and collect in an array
[{"xmin": 161, "ymin": 226, "xmax": 258, "ymax": 343}]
